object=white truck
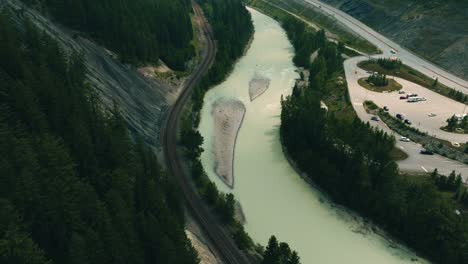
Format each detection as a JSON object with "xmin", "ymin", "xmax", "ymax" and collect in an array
[{"xmin": 407, "ymin": 97, "xmax": 426, "ymax": 103}]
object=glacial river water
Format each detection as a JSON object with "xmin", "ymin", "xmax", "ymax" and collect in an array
[{"xmin": 198, "ymin": 8, "xmax": 427, "ymax": 264}]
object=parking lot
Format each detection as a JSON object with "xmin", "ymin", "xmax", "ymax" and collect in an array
[
  {"xmin": 356, "ymin": 72, "xmax": 467, "ymax": 143},
  {"xmin": 344, "ymin": 56, "xmax": 468, "ymax": 178}
]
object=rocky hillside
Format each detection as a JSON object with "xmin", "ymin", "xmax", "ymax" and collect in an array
[
  {"xmin": 1, "ymin": 0, "xmax": 173, "ymax": 149},
  {"xmin": 315, "ymin": 0, "xmax": 468, "ymax": 80}
]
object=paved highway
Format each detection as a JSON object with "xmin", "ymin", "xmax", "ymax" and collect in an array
[
  {"xmin": 304, "ymin": 0, "xmax": 468, "ymax": 94},
  {"xmin": 297, "ymin": 0, "xmax": 468, "ymax": 178},
  {"xmin": 162, "ymin": 2, "xmax": 251, "ymax": 264}
]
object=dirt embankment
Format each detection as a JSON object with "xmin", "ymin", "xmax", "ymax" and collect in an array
[
  {"xmin": 316, "ymin": 0, "xmax": 468, "ymax": 80},
  {"xmin": 2, "ymin": 0, "xmax": 174, "ymax": 149}
]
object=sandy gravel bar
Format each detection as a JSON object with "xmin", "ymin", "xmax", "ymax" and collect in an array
[
  {"xmin": 212, "ymin": 98, "xmax": 246, "ymax": 188},
  {"xmin": 249, "ymin": 76, "xmax": 270, "ymax": 101}
]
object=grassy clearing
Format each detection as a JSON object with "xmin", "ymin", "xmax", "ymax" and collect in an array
[
  {"xmin": 358, "ymin": 77, "xmax": 402, "ymax": 92},
  {"xmin": 358, "ymin": 60, "xmax": 468, "ymax": 104},
  {"xmin": 247, "ymin": 0, "xmax": 379, "ymax": 55}
]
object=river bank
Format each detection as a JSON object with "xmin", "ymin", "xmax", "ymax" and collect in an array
[
  {"xmin": 199, "ymin": 8, "xmax": 426, "ymax": 264},
  {"xmin": 280, "ymin": 137, "xmax": 424, "ymax": 263}
]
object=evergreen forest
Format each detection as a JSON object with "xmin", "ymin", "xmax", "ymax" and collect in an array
[{"xmin": 0, "ymin": 12, "xmax": 199, "ymax": 264}]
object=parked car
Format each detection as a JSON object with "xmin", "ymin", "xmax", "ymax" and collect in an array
[
  {"xmin": 383, "ymin": 106, "xmax": 389, "ymax": 111},
  {"xmin": 371, "ymin": 116, "xmax": 380, "ymax": 121},
  {"xmin": 398, "ymin": 90, "xmax": 405, "ymax": 94},
  {"xmin": 407, "ymin": 97, "xmax": 426, "ymax": 103},
  {"xmin": 404, "ymin": 119, "xmax": 412, "ymax": 125},
  {"xmin": 396, "ymin": 113, "xmax": 404, "ymax": 120},
  {"xmin": 408, "ymin": 93, "xmax": 418, "ymax": 97},
  {"xmin": 399, "ymin": 137, "xmax": 410, "ymax": 142},
  {"xmin": 420, "ymin": 149, "xmax": 434, "ymax": 155},
  {"xmin": 390, "ymin": 49, "xmax": 396, "ymax": 54},
  {"xmin": 452, "ymin": 142, "xmax": 461, "ymax": 148},
  {"xmin": 428, "ymin": 113, "xmax": 437, "ymax": 117},
  {"xmin": 400, "ymin": 96, "xmax": 408, "ymax": 100}
]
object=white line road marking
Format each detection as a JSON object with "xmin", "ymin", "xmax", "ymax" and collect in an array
[{"xmin": 421, "ymin": 166, "xmax": 428, "ymax": 173}]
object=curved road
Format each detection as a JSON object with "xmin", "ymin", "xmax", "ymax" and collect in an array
[
  {"xmin": 344, "ymin": 57, "xmax": 468, "ymax": 179},
  {"xmin": 294, "ymin": 0, "xmax": 468, "ymax": 178},
  {"xmin": 304, "ymin": 0, "xmax": 468, "ymax": 94},
  {"xmin": 162, "ymin": 2, "xmax": 251, "ymax": 264},
  {"xmin": 347, "ymin": 58, "xmax": 467, "ymax": 143}
]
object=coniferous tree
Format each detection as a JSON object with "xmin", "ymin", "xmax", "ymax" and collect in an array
[
  {"xmin": 0, "ymin": 12, "xmax": 199, "ymax": 264},
  {"xmin": 279, "ymin": 17, "xmax": 468, "ymax": 263},
  {"xmin": 21, "ymin": 0, "xmax": 195, "ymax": 70}
]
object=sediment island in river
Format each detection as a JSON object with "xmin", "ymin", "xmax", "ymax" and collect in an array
[
  {"xmin": 212, "ymin": 98, "xmax": 246, "ymax": 188},
  {"xmin": 249, "ymin": 74, "xmax": 270, "ymax": 101}
]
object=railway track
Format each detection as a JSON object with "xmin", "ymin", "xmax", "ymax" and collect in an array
[{"xmin": 162, "ymin": 2, "xmax": 251, "ymax": 264}]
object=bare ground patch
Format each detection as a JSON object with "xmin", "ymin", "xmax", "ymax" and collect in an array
[
  {"xmin": 212, "ymin": 98, "xmax": 246, "ymax": 188},
  {"xmin": 249, "ymin": 74, "xmax": 270, "ymax": 101}
]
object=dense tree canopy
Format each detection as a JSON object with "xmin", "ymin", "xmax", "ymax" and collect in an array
[
  {"xmin": 367, "ymin": 72, "xmax": 389, "ymax": 86},
  {"xmin": 261, "ymin": 236, "xmax": 300, "ymax": 264},
  {"xmin": 280, "ymin": 16, "xmax": 468, "ymax": 264},
  {"xmin": 192, "ymin": 0, "xmax": 253, "ymax": 111},
  {"xmin": 21, "ymin": 0, "xmax": 195, "ymax": 69},
  {"xmin": 377, "ymin": 58, "xmax": 402, "ymax": 70},
  {"xmin": 0, "ymin": 12, "xmax": 198, "ymax": 264},
  {"xmin": 282, "ymin": 17, "xmax": 326, "ymax": 67},
  {"xmin": 198, "ymin": 0, "xmax": 254, "ymax": 84}
]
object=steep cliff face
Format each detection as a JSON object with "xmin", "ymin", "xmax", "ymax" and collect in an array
[
  {"xmin": 1, "ymin": 0, "xmax": 174, "ymax": 148},
  {"xmin": 319, "ymin": 0, "xmax": 468, "ymax": 80}
]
